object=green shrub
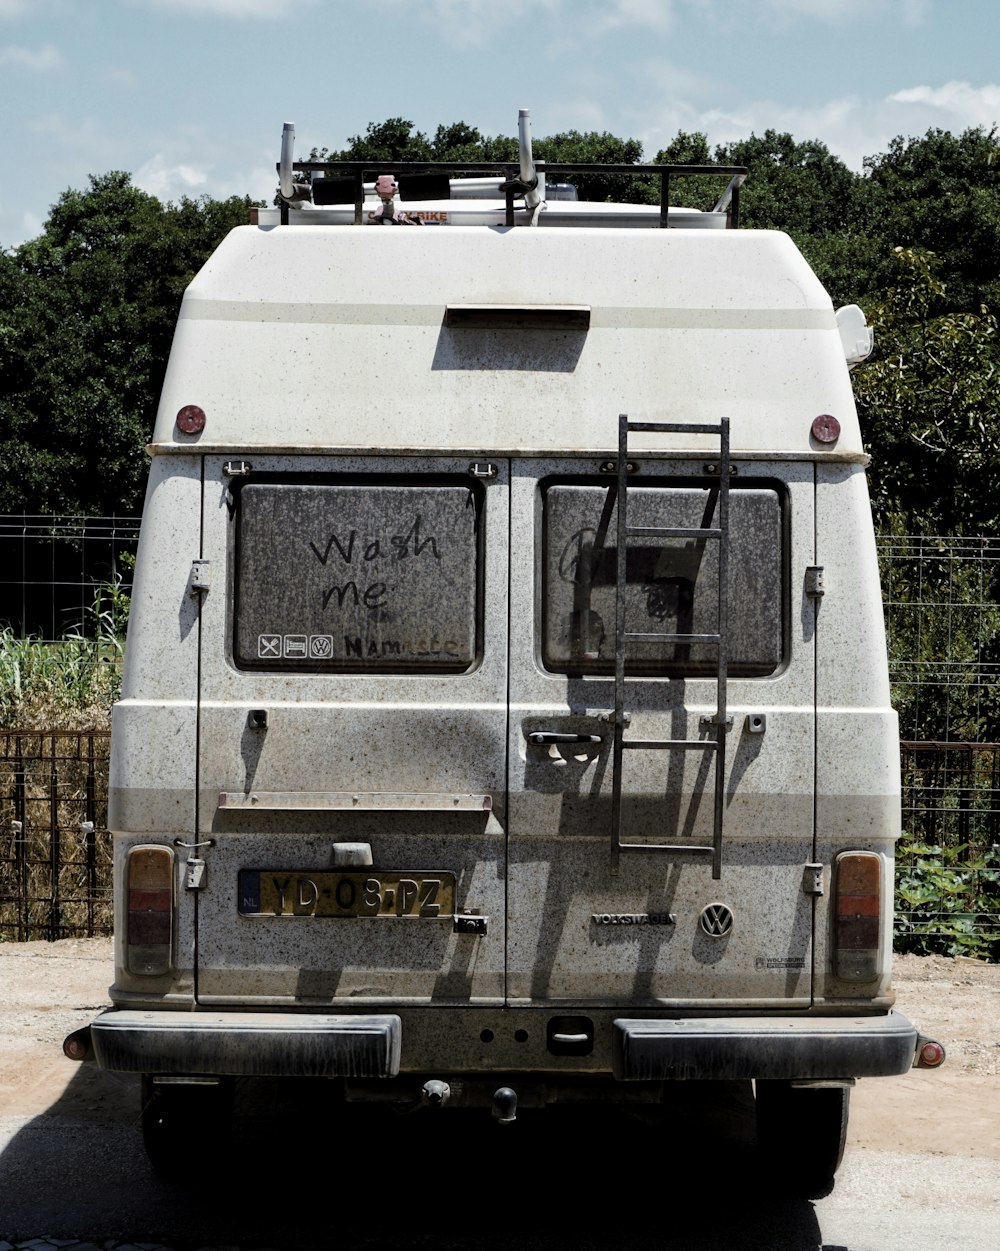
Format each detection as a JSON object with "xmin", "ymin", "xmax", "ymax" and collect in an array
[{"xmin": 0, "ymin": 578, "xmax": 127, "ymax": 729}]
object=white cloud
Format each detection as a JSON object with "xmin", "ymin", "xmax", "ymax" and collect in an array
[
  {"xmin": 135, "ymin": 0, "xmax": 305, "ymax": 17},
  {"xmin": 98, "ymin": 65, "xmax": 140, "ymax": 90},
  {"xmin": 0, "ymin": 0, "xmax": 31, "ymax": 17},
  {"xmin": 889, "ymin": 81, "xmax": 1000, "ymax": 132},
  {"xmin": 757, "ymin": 0, "xmax": 927, "ymax": 24},
  {"xmin": 135, "ymin": 153, "xmax": 209, "ymax": 199},
  {"xmin": 420, "ymin": 0, "xmax": 568, "ymax": 47},
  {"xmin": 588, "ymin": 0, "xmax": 674, "ymax": 34},
  {"xmin": 631, "ymin": 80, "xmax": 1000, "ymax": 173},
  {"xmin": 0, "ymin": 43, "xmax": 62, "ymax": 70}
]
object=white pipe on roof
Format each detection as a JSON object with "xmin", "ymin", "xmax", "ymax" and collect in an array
[
  {"xmin": 518, "ymin": 108, "xmax": 542, "ymax": 210},
  {"xmin": 279, "ymin": 122, "xmax": 296, "ymax": 199}
]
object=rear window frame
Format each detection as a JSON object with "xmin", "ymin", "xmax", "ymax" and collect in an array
[
  {"xmin": 536, "ymin": 470, "xmax": 790, "ymax": 679},
  {"xmin": 229, "ymin": 471, "xmax": 487, "ymax": 675}
]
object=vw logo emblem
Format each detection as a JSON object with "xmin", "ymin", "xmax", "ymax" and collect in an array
[{"xmin": 699, "ymin": 902, "xmax": 734, "ymax": 938}]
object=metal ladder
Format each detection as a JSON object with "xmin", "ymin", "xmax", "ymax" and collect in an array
[{"xmin": 610, "ymin": 413, "xmax": 731, "ymax": 880}]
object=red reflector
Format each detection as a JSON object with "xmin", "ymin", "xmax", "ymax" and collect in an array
[
  {"xmin": 811, "ymin": 413, "xmax": 841, "ymax": 443},
  {"xmin": 919, "ymin": 1040, "xmax": 946, "ymax": 1067},
  {"xmin": 176, "ymin": 404, "xmax": 206, "ymax": 434}
]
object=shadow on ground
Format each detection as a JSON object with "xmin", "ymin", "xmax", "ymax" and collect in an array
[{"xmin": 1, "ymin": 1068, "xmax": 828, "ymax": 1250}]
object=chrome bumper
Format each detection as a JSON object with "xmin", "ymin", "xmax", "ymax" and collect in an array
[
  {"xmin": 613, "ymin": 1011, "xmax": 917, "ymax": 1080},
  {"xmin": 90, "ymin": 1009, "xmax": 401, "ymax": 1078}
]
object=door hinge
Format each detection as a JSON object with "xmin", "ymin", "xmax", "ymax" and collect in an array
[
  {"xmin": 185, "ymin": 857, "xmax": 208, "ymax": 890},
  {"xmin": 802, "ymin": 863, "xmax": 825, "ymax": 896},
  {"xmin": 190, "ymin": 559, "xmax": 210, "ymax": 594},
  {"xmin": 805, "ymin": 566, "xmax": 825, "ymax": 598}
]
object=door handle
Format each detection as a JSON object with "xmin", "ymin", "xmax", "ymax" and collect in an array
[{"xmin": 527, "ymin": 732, "xmax": 603, "ymax": 745}]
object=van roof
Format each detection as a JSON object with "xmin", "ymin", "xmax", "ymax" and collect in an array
[{"xmin": 154, "ymin": 223, "xmax": 865, "ymax": 461}]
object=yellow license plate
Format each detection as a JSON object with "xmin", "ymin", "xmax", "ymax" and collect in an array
[{"xmin": 238, "ymin": 870, "xmax": 455, "ymax": 918}]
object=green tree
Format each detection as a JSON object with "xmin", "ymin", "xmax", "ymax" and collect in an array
[
  {"xmin": 854, "ymin": 246, "xmax": 1000, "ymax": 536},
  {"xmin": 0, "ymin": 175, "xmax": 255, "ymax": 514},
  {"xmin": 313, "ymin": 118, "xmax": 650, "ymax": 201},
  {"xmin": 859, "ymin": 127, "xmax": 1000, "ymax": 313},
  {"xmin": 710, "ymin": 131, "xmax": 867, "ymax": 305},
  {"xmin": 310, "ymin": 117, "xmax": 433, "ymax": 164}
]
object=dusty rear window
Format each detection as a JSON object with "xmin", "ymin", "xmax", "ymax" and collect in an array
[
  {"xmin": 542, "ymin": 481, "xmax": 784, "ymax": 677},
  {"xmin": 234, "ymin": 479, "xmax": 481, "ymax": 672}
]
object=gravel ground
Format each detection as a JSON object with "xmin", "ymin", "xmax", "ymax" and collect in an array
[{"xmin": 1, "ymin": 939, "xmax": 998, "ymax": 1249}]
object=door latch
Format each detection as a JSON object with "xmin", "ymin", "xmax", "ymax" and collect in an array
[{"xmin": 454, "ymin": 913, "xmax": 488, "ymax": 935}]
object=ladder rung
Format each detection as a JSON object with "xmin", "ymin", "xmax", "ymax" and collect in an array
[
  {"xmin": 621, "ymin": 738, "xmax": 718, "ymax": 751},
  {"xmin": 625, "ymin": 526, "xmax": 722, "ymax": 539},
  {"xmin": 626, "ymin": 421, "xmax": 724, "ymax": 436},
  {"xmin": 624, "ymin": 631, "xmax": 720, "ymax": 644}
]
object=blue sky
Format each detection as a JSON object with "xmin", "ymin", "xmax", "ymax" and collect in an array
[{"xmin": 1, "ymin": 0, "xmax": 998, "ymax": 248}]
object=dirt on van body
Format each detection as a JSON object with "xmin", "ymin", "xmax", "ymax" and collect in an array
[{"xmin": 1, "ymin": 939, "xmax": 997, "ymax": 1155}]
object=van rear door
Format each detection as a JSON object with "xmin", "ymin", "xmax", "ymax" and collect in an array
[
  {"xmin": 193, "ymin": 455, "xmax": 509, "ymax": 1007},
  {"xmin": 506, "ymin": 457, "xmax": 816, "ymax": 1007}
]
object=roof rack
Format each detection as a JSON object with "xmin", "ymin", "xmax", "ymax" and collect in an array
[{"xmin": 273, "ymin": 108, "xmax": 748, "ymax": 230}]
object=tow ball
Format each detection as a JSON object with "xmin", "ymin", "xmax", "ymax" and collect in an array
[{"xmin": 492, "ymin": 1086, "xmax": 517, "ymax": 1124}]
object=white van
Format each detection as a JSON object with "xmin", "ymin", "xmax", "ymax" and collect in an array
[{"xmin": 73, "ymin": 112, "xmax": 942, "ymax": 1192}]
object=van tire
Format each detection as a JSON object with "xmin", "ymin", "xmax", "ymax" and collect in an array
[
  {"xmin": 754, "ymin": 1080, "xmax": 850, "ymax": 1197},
  {"xmin": 141, "ymin": 1075, "xmax": 234, "ymax": 1179}
]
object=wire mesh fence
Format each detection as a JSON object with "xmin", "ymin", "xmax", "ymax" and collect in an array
[
  {"xmin": 0, "ymin": 531, "xmax": 998, "ymax": 954},
  {"xmin": 878, "ymin": 534, "xmax": 1000, "ymax": 743},
  {"xmin": 0, "ymin": 730, "xmax": 113, "ymax": 940},
  {"xmin": 894, "ymin": 741, "xmax": 1000, "ymax": 958},
  {"xmin": 0, "ymin": 514, "xmax": 140, "ymax": 642}
]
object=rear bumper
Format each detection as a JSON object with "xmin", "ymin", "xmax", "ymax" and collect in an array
[
  {"xmin": 90, "ymin": 1010, "xmax": 401, "ymax": 1078},
  {"xmin": 613, "ymin": 1011, "xmax": 918, "ymax": 1081},
  {"xmin": 88, "ymin": 1008, "xmax": 916, "ymax": 1083}
]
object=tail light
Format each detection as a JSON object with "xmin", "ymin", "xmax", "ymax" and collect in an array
[
  {"xmin": 916, "ymin": 1037, "xmax": 946, "ymax": 1068},
  {"xmin": 834, "ymin": 851, "xmax": 882, "ymax": 982},
  {"xmin": 127, "ymin": 845, "xmax": 174, "ymax": 975}
]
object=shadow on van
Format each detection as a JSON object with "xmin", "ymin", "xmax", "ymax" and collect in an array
[{"xmin": 0, "ymin": 1065, "xmax": 827, "ymax": 1250}]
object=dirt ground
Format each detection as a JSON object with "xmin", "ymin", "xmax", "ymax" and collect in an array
[{"xmin": 1, "ymin": 938, "xmax": 998, "ymax": 1156}]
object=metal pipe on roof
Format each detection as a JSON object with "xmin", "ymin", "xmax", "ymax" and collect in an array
[
  {"xmin": 518, "ymin": 108, "xmax": 542, "ymax": 210},
  {"xmin": 279, "ymin": 122, "xmax": 296, "ymax": 199}
]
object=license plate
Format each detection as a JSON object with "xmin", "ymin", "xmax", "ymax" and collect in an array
[{"xmin": 238, "ymin": 870, "xmax": 455, "ymax": 919}]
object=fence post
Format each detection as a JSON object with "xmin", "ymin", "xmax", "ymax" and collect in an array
[
  {"xmin": 85, "ymin": 732, "xmax": 97, "ymax": 937},
  {"xmin": 48, "ymin": 733, "xmax": 60, "ymax": 941},
  {"xmin": 14, "ymin": 735, "xmax": 28, "ymax": 941}
]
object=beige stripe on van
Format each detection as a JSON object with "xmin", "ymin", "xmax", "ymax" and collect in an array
[{"xmin": 181, "ymin": 297, "xmax": 832, "ymax": 332}]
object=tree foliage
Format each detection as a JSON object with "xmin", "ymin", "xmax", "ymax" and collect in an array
[
  {"xmin": 3, "ymin": 119, "xmax": 1000, "ymax": 537},
  {"xmin": 0, "ymin": 174, "xmax": 255, "ymax": 514},
  {"xmin": 860, "ymin": 126, "xmax": 1000, "ymax": 313},
  {"xmin": 854, "ymin": 246, "xmax": 999, "ymax": 536}
]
